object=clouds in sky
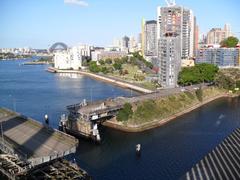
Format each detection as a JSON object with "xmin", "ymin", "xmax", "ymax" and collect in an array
[{"xmin": 64, "ymin": 0, "xmax": 89, "ymax": 7}]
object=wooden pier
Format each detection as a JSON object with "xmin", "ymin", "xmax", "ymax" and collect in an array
[
  {"xmin": 0, "ymin": 108, "xmax": 90, "ymax": 179},
  {"xmin": 19, "ymin": 158, "xmax": 91, "ymax": 180},
  {"xmin": 0, "ymin": 154, "xmax": 91, "ymax": 180},
  {"xmin": 0, "ymin": 108, "xmax": 78, "ymax": 166},
  {"xmin": 183, "ymin": 128, "xmax": 240, "ymax": 180}
]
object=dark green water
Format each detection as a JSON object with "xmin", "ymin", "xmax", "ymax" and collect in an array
[{"xmin": 1, "ymin": 59, "xmax": 240, "ymax": 179}]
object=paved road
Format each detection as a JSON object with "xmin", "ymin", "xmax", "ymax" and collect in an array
[
  {"xmin": 127, "ymin": 84, "xmax": 208, "ymax": 104},
  {"xmin": 76, "ymin": 84, "xmax": 209, "ymax": 116}
]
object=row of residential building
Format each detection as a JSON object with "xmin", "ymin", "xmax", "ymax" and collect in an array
[
  {"xmin": 206, "ymin": 24, "xmax": 232, "ymax": 45},
  {"xmin": 0, "ymin": 47, "xmax": 51, "ymax": 55},
  {"xmin": 141, "ymin": 2, "xmax": 196, "ymax": 88},
  {"xmin": 141, "ymin": 0, "xmax": 237, "ymax": 88},
  {"xmin": 53, "ymin": 1, "xmax": 238, "ymax": 89},
  {"xmin": 54, "ymin": 45, "xmax": 92, "ymax": 70},
  {"xmin": 54, "ymin": 45, "xmax": 128, "ymax": 70},
  {"xmin": 112, "ymin": 35, "xmax": 142, "ymax": 53},
  {"xmin": 0, "ymin": 47, "xmax": 33, "ymax": 55},
  {"xmin": 196, "ymin": 47, "xmax": 240, "ymax": 67}
]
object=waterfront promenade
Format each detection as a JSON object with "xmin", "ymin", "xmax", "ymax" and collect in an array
[{"xmin": 47, "ymin": 67, "xmax": 153, "ymax": 93}]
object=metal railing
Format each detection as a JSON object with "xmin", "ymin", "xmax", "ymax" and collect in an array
[{"xmin": 29, "ymin": 146, "xmax": 77, "ymax": 167}]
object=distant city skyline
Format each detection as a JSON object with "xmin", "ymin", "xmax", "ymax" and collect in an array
[{"xmin": 0, "ymin": 0, "xmax": 239, "ymax": 48}]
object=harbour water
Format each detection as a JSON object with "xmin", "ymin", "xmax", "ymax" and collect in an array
[{"xmin": 1, "ymin": 59, "xmax": 240, "ymax": 179}]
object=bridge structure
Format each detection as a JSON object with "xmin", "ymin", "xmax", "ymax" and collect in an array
[
  {"xmin": 49, "ymin": 42, "xmax": 68, "ymax": 53},
  {"xmin": 0, "ymin": 108, "xmax": 80, "ymax": 179},
  {"xmin": 183, "ymin": 128, "xmax": 240, "ymax": 180},
  {"xmin": 60, "ymin": 85, "xmax": 205, "ymax": 141}
]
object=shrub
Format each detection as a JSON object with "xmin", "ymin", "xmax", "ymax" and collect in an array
[
  {"xmin": 134, "ymin": 100, "xmax": 157, "ymax": 121},
  {"xmin": 236, "ymin": 80, "xmax": 240, "ymax": 88},
  {"xmin": 116, "ymin": 103, "xmax": 133, "ymax": 122},
  {"xmin": 215, "ymin": 71, "xmax": 235, "ymax": 90},
  {"xmin": 99, "ymin": 60, "xmax": 105, "ymax": 65},
  {"xmin": 185, "ymin": 91, "xmax": 195, "ymax": 100},
  {"xmin": 101, "ymin": 67, "xmax": 108, "ymax": 74},
  {"xmin": 113, "ymin": 62, "xmax": 122, "ymax": 70},
  {"xmin": 89, "ymin": 61, "xmax": 101, "ymax": 73},
  {"xmin": 196, "ymin": 88, "xmax": 203, "ymax": 102},
  {"xmin": 105, "ymin": 58, "xmax": 113, "ymax": 64}
]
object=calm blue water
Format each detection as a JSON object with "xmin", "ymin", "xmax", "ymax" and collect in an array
[
  {"xmin": 0, "ymin": 60, "xmax": 137, "ymax": 127},
  {"xmin": 1, "ymin": 59, "xmax": 240, "ymax": 179}
]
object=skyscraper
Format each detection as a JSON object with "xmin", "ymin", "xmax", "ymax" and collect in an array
[
  {"xmin": 129, "ymin": 36, "xmax": 137, "ymax": 52},
  {"xmin": 157, "ymin": 2, "xmax": 194, "ymax": 88},
  {"xmin": 143, "ymin": 20, "xmax": 158, "ymax": 57},
  {"xmin": 194, "ymin": 16, "xmax": 199, "ymax": 56},
  {"xmin": 157, "ymin": 5, "xmax": 194, "ymax": 59},
  {"xmin": 224, "ymin": 23, "xmax": 232, "ymax": 38},
  {"xmin": 158, "ymin": 35, "xmax": 181, "ymax": 87},
  {"xmin": 121, "ymin": 36, "xmax": 130, "ymax": 52}
]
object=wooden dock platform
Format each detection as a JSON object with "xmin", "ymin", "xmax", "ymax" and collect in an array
[
  {"xmin": 19, "ymin": 158, "xmax": 91, "ymax": 180},
  {"xmin": 183, "ymin": 128, "xmax": 240, "ymax": 180},
  {"xmin": 0, "ymin": 154, "xmax": 91, "ymax": 180},
  {"xmin": 0, "ymin": 108, "xmax": 78, "ymax": 167}
]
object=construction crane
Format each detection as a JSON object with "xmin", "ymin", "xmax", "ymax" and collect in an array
[{"xmin": 165, "ymin": 0, "xmax": 176, "ymax": 7}]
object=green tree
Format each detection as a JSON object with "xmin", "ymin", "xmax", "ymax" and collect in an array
[
  {"xmin": 221, "ymin": 36, "xmax": 239, "ymax": 48},
  {"xmin": 178, "ymin": 67, "xmax": 202, "ymax": 85},
  {"xmin": 196, "ymin": 63, "xmax": 219, "ymax": 82},
  {"xmin": 113, "ymin": 62, "xmax": 122, "ymax": 70},
  {"xmin": 89, "ymin": 61, "xmax": 101, "ymax": 73},
  {"xmin": 116, "ymin": 103, "xmax": 133, "ymax": 122},
  {"xmin": 178, "ymin": 63, "xmax": 219, "ymax": 86}
]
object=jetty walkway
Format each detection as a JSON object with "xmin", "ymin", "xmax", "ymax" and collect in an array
[{"xmin": 0, "ymin": 108, "xmax": 87, "ymax": 179}]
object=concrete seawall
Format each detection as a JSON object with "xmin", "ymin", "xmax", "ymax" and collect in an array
[
  {"xmin": 47, "ymin": 67, "xmax": 153, "ymax": 94},
  {"xmin": 103, "ymin": 93, "xmax": 231, "ymax": 132}
]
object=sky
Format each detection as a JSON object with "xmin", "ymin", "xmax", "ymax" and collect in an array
[{"xmin": 0, "ymin": 0, "xmax": 239, "ymax": 49}]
